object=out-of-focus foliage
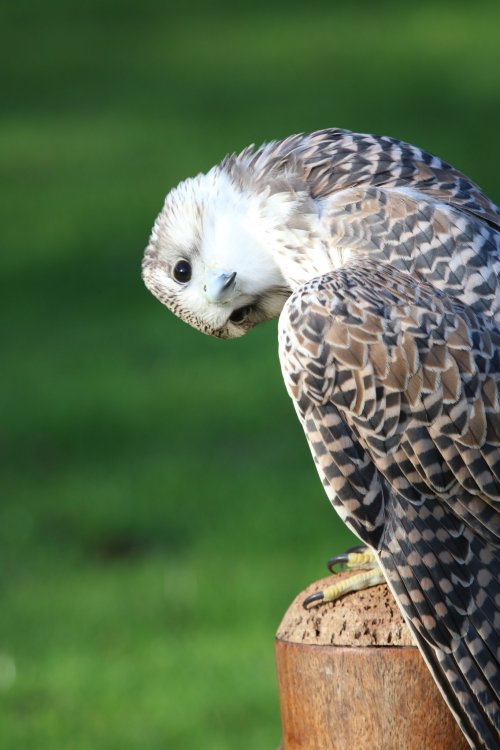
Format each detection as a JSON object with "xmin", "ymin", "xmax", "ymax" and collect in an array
[{"xmin": 1, "ymin": 1, "xmax": 499, "ymax": 747}]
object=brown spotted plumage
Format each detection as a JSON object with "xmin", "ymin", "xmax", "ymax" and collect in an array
[
  {"xmin": 279, "ymin": 261, "xmax": 500, "ymax": 747},
  {"xmin": 143, "ymin": 129, "xmax": 500, "ymax": 748}
]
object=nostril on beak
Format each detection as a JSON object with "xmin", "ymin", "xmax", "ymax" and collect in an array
[
  {"xmin": 205, "ymin": 270, "xmax": 238, "ymax": 303},
  {"xmin": 222, "ymin": 271, "xmax": 237, "ymax": 290}
]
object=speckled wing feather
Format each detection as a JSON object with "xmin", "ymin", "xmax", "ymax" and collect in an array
[
  {"xmin": 229, "ymin": 129, "xmax": 500, "ymax": 323},
  {"xmin": 279, "ymin": 260, "xmax": 500, "ymax": 749},
  {"xmin": 320, "ymin": 185, "xmax": 500, "ymax": 323},
  {"xmin": 232, "ymin": 128, "xmax": 500, "ymax": 229}
]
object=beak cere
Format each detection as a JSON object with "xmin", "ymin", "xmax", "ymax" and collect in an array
[{"xmin": 204, "ymin": 270, "xmax": 237, "ymax": 303}]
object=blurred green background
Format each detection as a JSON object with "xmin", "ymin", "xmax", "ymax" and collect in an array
[{"xmin": 1, "ymin": 1, "xmax": 500, "ymax": 748}]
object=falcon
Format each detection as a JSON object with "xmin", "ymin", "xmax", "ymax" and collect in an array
[{"xmin": 142, "ymin": 129, "xmax": 500, "ymax": 749}]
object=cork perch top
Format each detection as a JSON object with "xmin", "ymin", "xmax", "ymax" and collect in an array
[{"xmin": 276, "ymin": 573, "xmax": 416, "ymax": 647}]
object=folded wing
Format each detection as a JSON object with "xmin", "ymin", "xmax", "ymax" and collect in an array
[{"xmin": 279, "ymin": 259, "xmax": 500, "ymax": 749}]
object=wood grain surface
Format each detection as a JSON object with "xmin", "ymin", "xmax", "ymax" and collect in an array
[{"xmin": 275, "ymin": 574, "xmax": 468, "ymax": 750}]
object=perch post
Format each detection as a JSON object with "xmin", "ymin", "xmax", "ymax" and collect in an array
[{"xmin": 275, "ymin": 573, "xmax": 468, "ymax": 750}]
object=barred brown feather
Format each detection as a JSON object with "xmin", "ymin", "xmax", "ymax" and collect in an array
[{"xmin": 279, "ymin": 259, "xmax": 500, "ymax": 749}]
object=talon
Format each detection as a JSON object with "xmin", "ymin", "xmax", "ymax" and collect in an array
[
  {"xmin": 328, "ymin": 545, "xmax": 378, "ymax": 573},
  {"xmin": 303, "ymin": 591, "xmax": 325, "ymax": 609},
  {"xmin": 327, "ymin": 552, "xmax": 350, "ymax": 573},
  {"xmin": 327, "ymin": 545, "xmax": 368, "ymax": 573}
]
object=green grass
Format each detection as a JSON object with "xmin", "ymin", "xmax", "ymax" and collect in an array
[{"xmin": 2, "ymin": 1, "xmax": 500, "ymax": 747}]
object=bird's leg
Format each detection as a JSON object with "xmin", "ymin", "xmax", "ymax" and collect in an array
[{"xmin": 303, "ymin": 545, "xmax": 385, "ymax": 608}]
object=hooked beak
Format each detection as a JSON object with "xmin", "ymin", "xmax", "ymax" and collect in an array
[{"xmin": 204, "ymin": 270, "xmax": 237, "ymax": 303}]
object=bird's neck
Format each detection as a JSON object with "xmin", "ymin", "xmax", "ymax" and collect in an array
[
  {"xmin": 260, "ymin": 197, "xmax": 346, "ymax": 291},
  {"xmin": 235, "ymin": 180, "xmax": 349, "ymax": 293}
]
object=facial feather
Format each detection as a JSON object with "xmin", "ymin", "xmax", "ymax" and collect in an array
[{"xmin": 142, "ymin": 166, "xmax": 297, "ymax": 337}]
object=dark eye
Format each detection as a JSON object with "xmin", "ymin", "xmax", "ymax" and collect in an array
[
  {"xmin": 173, "ymin": 260, "xmax": 192, "ymax": 284},
  {"xmin": 229, "ymin": 306, "xmax": 251, "ymax": 323}
]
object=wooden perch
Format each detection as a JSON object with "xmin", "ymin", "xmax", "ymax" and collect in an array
[{"xmin": 275, "ymin": 573, "xmax": 468, "ymax": 750}]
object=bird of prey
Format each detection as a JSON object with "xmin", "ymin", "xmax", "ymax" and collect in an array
[{"xmin": 142, "ymin": 128, "xmax": 500, "ymax": 749}]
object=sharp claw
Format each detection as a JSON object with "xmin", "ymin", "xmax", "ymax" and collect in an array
[
  {"xmin": 327, "ymin": 545, "xmax": 369, "ymax": 573},
  {"xmin": 303, "ymin": 591, "xmax": 325, "ymax": 609},
  {"xmin": 327, "ymin": 553, "xmax": 349, "ymax": 573}
]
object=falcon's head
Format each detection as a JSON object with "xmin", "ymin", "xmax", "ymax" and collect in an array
[{"xmin": 142, "ymin": 165, "xmax": 303, "ymax": 339}]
